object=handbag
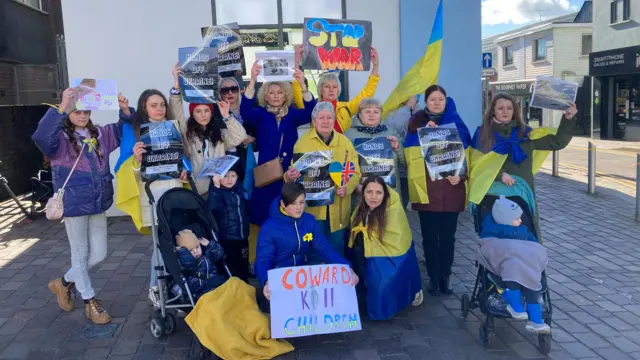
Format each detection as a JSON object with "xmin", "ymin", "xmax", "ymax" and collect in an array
[
  {"xmin": 46, "ymin": 143, "xmax": 86, "ymax": 220},
  {"xmin": 253, "ymin": 135, "xmax": 284, "ymax": 188}
]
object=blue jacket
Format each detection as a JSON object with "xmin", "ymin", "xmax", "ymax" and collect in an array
[
  {"xmin": 480, "ymin": 215, "xmax": 538, "ymax": 242},
  {"xmin": 207, "ymin": 182, "xmax": 250, "ymax": 241},
  {"xmin": 255, "ymin": 197, "xmax": 350, "ymax": 286},
  {"xmin": 176, "ymin": 240, "xmax": 226, "ymax": 301}
]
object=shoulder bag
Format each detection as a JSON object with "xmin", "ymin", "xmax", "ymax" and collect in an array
[{"xmin": 46, "ymin": 143, "xmax": 86, "ymax": 220}]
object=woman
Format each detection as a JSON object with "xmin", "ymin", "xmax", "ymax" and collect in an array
[
  {"xmin": 170, "ymin": 63, "xmax": 247, "ymax": 195},
  {"xmin": 292, "ymin": 46, "xmax": 380, "ymax": 133},
  {"xmin": 349, "ymin": 176, "xmax": 423, "ymax": 320},
  {"xmin": 404, "ymin": 85, "xmax": 471, "ymax": 296},
  {"xmin": 344, "ymin": 97, "xmax": 404, "ymax": 205},
  {"xmin": 255, "ymin": 182, "xmax": 358, "ymax": 310},
  {"xmin": 241, "ymin": 61, "xmax": 316, "ymax": 271},
  {"xmin": 469, "ymin": 93, "xmax": 578, "ymax": 242},
  {"xmin": 33, "ymin": 88, "xmax": 128, "ymax": 324},
  {"xmin": 287, "ymin": 102, "xmax": 361, "ymax": 256}
]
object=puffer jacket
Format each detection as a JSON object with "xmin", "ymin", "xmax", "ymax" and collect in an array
[
  {"xmin": 207, "ymin": 182, "xmax": 250, "ymax": 241},
  {"xmin": 254, "ymin": 197, "xmax": 351, "ymax": 286},
  {"xmin": 479, "ymin": 215, "xmax": 537, "ymax": 242},
  {"xmin": 176, "ymin": 240, "xmax": 226, "ymax": 301},
  {"xmin": 32, "ymin": 108, "xmax": 122, "ymax": 217}
]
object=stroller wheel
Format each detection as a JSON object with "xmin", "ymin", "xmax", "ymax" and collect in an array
[
  {"xmin": 164, "ymin": 312, "xmax": 177, "ymax": 335},
  {"xmin": 150, "ymin": 315, "xmax": 165, "ymax": 339},
  {"xmin": 461, "ymin": 294, "xmax": 471, "ymax": 320},
  {"xmin": 538, "ymin": 334, "xmax": 552, "ymax": 355},
  {"xmin": 478, "ymin": 323, "xmax": 490, "ymax": 347}
]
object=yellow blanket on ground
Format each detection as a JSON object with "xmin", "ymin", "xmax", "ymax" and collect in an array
[{"xmin": 185, "ymin": 277, "xmax": 294, "ymax": 360}]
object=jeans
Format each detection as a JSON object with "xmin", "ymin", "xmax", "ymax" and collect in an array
[
  {"xmin": 63, "ymin": 213, "xmax": 108, "ymax": 300},
  {"xmin": 417, "ymin": 211, "xmax": 460, "ymax": 280}
]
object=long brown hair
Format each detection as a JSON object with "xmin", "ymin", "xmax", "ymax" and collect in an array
[
  {"xmin": 352, "ymin": 176, "xmax": 390, "ymax": 243},
  {"xmin": 478, "ymin": 93, "xmax": 527, "ymax": 152},
  {"xmin": 133, "ymin": 89, "xmax": 175, "ymax": 140},
  {"xmin": 63, "ymin": 113, "xmax": 103, "ymax": 162}
]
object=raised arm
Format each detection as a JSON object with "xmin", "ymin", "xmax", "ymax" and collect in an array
[
  {"xmin": 32, "ymin": 88, "xmax": 77, "ymax": 159},
  {"xmin": 101, "ymin": 94, "xmax": 133, "ymax": 154},
  {"xmin": 218, "ymin": 101, "xmax": 247, "ymax": 150},
  {"xmin": 239, "ymin": 61, "xmax": 263, "ymax": 128},
  {"xmin": 532, "ymin": 104, "xmax": 578, "ymax": 151},
  {"xmin": 344, "ymin": 46, "xmax": 380, "ymax": 117},
  {"xmin": 170, "ymin": 62, "xmax": 189, "ymax": 134}
]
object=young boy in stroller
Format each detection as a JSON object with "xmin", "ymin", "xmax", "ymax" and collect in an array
[{"xmin": 175, "ymin": 229, "xmax": 226, "ymax": 302}]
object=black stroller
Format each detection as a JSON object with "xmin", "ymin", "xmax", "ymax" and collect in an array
[
  {"xmin": 144, "ymin": 177, "xmax": 230, "ymax": 359},
  {"xmin": 460, "ymin": 195, "xmax": 553, "ymax": 355}
]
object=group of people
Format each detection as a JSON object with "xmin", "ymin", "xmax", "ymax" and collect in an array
[{"xmin": 33, "ymin": 44, "xmax": 578, "ymax": 331}]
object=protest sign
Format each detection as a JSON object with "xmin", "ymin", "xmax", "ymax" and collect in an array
[
  {"xmin": 302, "ymin": 18, "xmax": 372, "ymax": 71},
  {"xmin": 354, "ymin": 137, "xmax": 396, "ymax": 187},
  {"xmin": 530, "ymin": 76, "xmax": 578, "ymax": 111},
  {"xmin": 292, "ymin": 151, "xmax": 334, "ymax": 207},
  {"xmin": 71, "ymin": 78, "xmax": 118, "ymax": 111},
  {"xmin": 178, "ymin": 47, "xmax": 219, "ymax": 104},
  {"xmin": 140, "ymin": 122, "xmax": 185, "ymax": 181},
  {"xmin": 197, "ymin": 155, "xmax": 239, "ymax": 178},
  {"xmin": 418, "ymin": 123, "xmax": 466, "ymax": 181},
  {"xmin": 256, "ymin": 50, "xmax": 295, "ymax": 82},
  {"xmin": 201, "ymin": 23, "xmax": 246, "ymax": 78},
  {"xmin": 268, "ymin": 264, "xmax": 362, "ymax": 339}
]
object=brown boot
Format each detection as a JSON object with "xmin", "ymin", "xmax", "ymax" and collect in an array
[
  {"xmin": 48, "ymin": 278, "xmax": 74, "ymax": 312},
  {"xmin": 85, "ymin": 298, "xmax": 111, "ymax": 325}
]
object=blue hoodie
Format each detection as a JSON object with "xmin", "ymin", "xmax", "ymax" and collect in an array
[
  {"xmin": 255, "ymin": 197, "xmax": 351, "ymax": 286},
  {"xmin": 479, "ymin": 214, "xmax": 538, "ymax": 243}
]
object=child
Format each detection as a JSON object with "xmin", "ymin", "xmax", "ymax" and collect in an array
[
  {"xmin": 208, "ymin": 165, "xmax": 250, "ymax": 282},
  {"xmin": 175, "ymin": 229, "xmax": 226, "ymax": 302},
  {"xmin": 479, "ymin": 195, "xmax": 550, "ymax": 334}
]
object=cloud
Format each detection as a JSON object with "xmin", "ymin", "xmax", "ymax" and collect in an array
[{"xmin": 482, "ymin": 0, "xmax": 576, "ymax": 26}]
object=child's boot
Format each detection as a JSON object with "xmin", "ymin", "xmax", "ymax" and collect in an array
[
  {"xmin": 502, "ymin": 289, "xmax": 528, "ymax": 320},
  {"xmin": 525, "ymin": 303, "xmax": 550, "ymax": 334},
  {"xmin": 85, "ymin": 298, "xmax": 111, "ymax": 325}
]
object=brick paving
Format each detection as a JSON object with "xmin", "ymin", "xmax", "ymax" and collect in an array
[{"xmin": 1, "ymin": 171, "xmax": 640, "ymax": 359}]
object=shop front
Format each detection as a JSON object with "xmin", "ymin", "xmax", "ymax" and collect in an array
[{"xmin": 490, "ymin": 79, "xmax": 542, "ymax": 127}]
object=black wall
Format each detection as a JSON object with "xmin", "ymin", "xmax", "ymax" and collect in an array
[{"xmin": 0, "ymin": 0, "xmax": 56, "ymax": 64}]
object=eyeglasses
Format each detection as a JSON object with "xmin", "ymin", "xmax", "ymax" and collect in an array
[{"xmin": 220, "ymin": 86, "xmax": 239, "ymax": 95}]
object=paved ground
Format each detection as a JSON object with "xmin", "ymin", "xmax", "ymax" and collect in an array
[{"xmin": 2, "ymin": 167, "xmax": 640, "ymax": 359}]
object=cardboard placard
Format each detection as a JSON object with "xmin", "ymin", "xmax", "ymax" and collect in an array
[
  {"xmin": 417, "ymin": 124, "xmax": 466, "ymax": 181},
  {"xmin": 354, "ymin": 137, "xmax": 396, "ymax": 187},
  {"xmin": 292, "ymin": 151, "xmax": 334, "ymax": 207},
  {"xmin": 301, "ymin": 18, "xmax": 372, "ymax": 71},
  {"xmin": 140, "ymin": 121, "xmax": 185, "ymax": 181},
  {"xmin": 71, "ymin": 78, "xmax": 118, "ymax": 111}
]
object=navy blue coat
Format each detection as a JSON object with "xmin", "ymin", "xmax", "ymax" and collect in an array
[
  {"xmin": 480, "ymin": 215, "xmax": 538, "ymax": 242},
  {"xmin": 176, "ymin": 240, "xmax": 226, "ymax": 301},
  {"xmin": 207, "ymin": 183, "xmax": 250, "ymax": 241}
]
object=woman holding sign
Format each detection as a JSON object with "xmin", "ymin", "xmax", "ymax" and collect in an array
[
  {"xmin": 287, "ymin": 102, "xmax": 361, "ymax": 257},
  {"xmin": 404, "ymin": 85, "xmax": 471, "ymax": 296}
]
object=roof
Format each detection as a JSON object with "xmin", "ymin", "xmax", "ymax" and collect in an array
[{"xmin": 573, "ymin": 0, "xmax": 593, "ymax": 23}]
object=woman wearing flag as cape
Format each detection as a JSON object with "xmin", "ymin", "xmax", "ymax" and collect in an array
[{"xmin": 469, "ymin": 93, "xmax": 578, "ymax": 242}]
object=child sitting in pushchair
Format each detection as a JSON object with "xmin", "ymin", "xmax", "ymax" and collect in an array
[{"xmin": 477, "ymin": 195, "xmax": 550, "ymax": 334}]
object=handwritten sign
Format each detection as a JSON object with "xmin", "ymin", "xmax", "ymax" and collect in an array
[
  {"xmin": 292, "ymin": 151, "xmax": 334, "ymax": 207},
  {"xmin": 354, "ymin": 137, "xmax": 396, "ymax": 187},
  {"xmin": 268, "ymin": 264, "xmax": 362, "ymax": 339},
  {"xmin": 201, "ymin": 23, "xmax": 246, "ymax": 78},
  {"xmin": 140, "ymin": 121, "xmax": 185, "ymax": 181},
  {"xmin": 302, "ymin": 18, "xmax": 372, "ymax": 71},
  {"xmin": 71, "ymin": 78, "xmax": 118, "ymax": 111},
  {"xmin": 197, "ymin": 155, "xmax": 239, "ymax": 178},
  {"xmin": 178, "ymin": 47, "xmax": 219, "ymax": 104},
  {"xmin": 418, "ymin": 124, "xmax": 466, "ymax": 181}
]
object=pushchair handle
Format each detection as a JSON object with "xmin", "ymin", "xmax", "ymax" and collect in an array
[{"xmin": 144, "ymin": 172, "xmax": 199, "ymax": 205}]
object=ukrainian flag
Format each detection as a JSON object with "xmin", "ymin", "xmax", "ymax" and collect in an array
[
  {"xmin": 114, "ymin": 123, "xmax": 147, "ymax": 233},
  {"xmin": 382, "ymin": 0, "xmax": 443, "ymax": 117}
]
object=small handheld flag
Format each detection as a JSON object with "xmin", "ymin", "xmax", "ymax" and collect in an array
[{"xmin": 329, "ymin": 162, "xmax": 343, "ymax": 186}]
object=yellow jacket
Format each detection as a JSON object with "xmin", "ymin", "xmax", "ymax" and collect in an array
[
  {"xmin": 292, "ymin": 75, "xmax": 381, "ymax": 132},
  {"xmin": 292, "ymin": 129, "xmax": 361, "ymax": 232}
]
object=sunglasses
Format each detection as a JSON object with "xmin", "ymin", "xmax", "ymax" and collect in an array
[{"xmin": 220, "ymin": 86, "xmax": 239, "ymax": 95}]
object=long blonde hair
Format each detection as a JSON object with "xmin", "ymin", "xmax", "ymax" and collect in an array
[
  {"xmin": 257, "ymin": 82, "xmax": 293, "ymax": 108},
  {"xmin": 478, "ymin": 93, "xmax": 527, "ymax": 152}
]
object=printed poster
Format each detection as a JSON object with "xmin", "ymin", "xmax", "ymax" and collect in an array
[
  {"xmin": 292, "ymin": 151, "xmax": 334, "ymax": 207},
  {"xmin": 71, "ymin": 78, "xmax": 118, "ymax": 111},
  {"xmin": 353, "ymin": 137, "xmax": 396, "ymax": 187},
  {"xmin": 140, "ymin": 122, "xmax": 185, "ymax": 181},
  {"xmin": 256, "ymin": 50, "xmax": 295, "ymax": 82},
  {"xmin": 530, "ymin": 76, "xmax": 578, "ymax": 111},
  {"xmin": 418, "ymin": 123, "xmax": 466, "ymax": 181},
  {"xmin": 302, "ymin": 18, "xmax": 372, "ymax": 71},
  {"xmin": 197, "ymin": 155, "xmax": 239, "ymax": 178},
  {"xmin": 268, "ymin": 264, "xmax": 362, "ymax": 339},
  {"xmin": 201, "ymin": 22, "xmax": 246, "ymax": 78},
  {"xmin": 178, "ymin": 47, "xmax": 219, "ymax": 104}
]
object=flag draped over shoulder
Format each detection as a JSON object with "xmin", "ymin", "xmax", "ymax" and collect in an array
[
  {"xmin": 382, "ymin": 0, "xmax": 443, "ymax": 117},
  {"xmin": 114, "ymin": 123, "xmax": 147, "ymax": 233}
]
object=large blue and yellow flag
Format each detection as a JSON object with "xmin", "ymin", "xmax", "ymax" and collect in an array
[{"xmin": 382, "ymin": 0, "xmax": 443, "ymax": 117}]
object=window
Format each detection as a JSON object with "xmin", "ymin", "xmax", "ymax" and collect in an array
[
  {"xmin": 216, "ymin": 0, "xmax": 278, "ymax": 25},
  {"xmin": 281, "ymin": 0, "xmax": 342, "ymax": 24},
  {"xmin": 503, "ymin": 45, "xmax": 513, "ymax": 65},
  {"xmin": 611, "ymin": 1, "xmax": 618, "ymax": 23},
  {"xmin": 581, "ymin": 34, "xmax": 592, "ymax": 55},
  {"xmin": 623, "ymin": 0, "xmax": 631, "ymax": 21},
  {"xmin": 611, "ymin": 0, "xmax": 631, "ymax": 24},
  {"xmin": 534, "ymin": 39, "xmax": 546, "ymax": 61},
  {"xmin": 15, "ymin": 0, "xmax": 42, "ymax": 10}
]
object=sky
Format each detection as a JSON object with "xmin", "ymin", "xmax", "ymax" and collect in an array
[{"xmin": 482, "ymin": 0, "xmax": 585, "ymax": 37}]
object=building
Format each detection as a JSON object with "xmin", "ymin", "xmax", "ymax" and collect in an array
[
  {"xmin": 589, "ymin": 0, "xmax": 640, "ymax": 140},
  {"xmin": 483, "ymin": 1, "xmax": 593, "ymax": 133}
]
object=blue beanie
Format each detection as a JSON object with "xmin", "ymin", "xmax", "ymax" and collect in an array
[{"xmin": 492, "ymin": 195, "xmax": 523, "ymax": 225}]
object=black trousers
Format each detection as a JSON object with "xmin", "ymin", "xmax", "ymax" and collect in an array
[
  {"xmin": 418, "ymin": 211, "xmax": 460, "ymax": 280},
  {"xmin": 219, "ymin": 239, "xmax": 249, "ymax": 282}
]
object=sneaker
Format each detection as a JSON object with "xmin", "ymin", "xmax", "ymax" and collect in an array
[
  {"xmin": 148, "ymin": 286, "xmax": 161, "ymax": 308},
  {"xmin": 85, "ymin": 298, "xmax": 111, "ymax": 325},
  {"xmin": 48, "ymin": 278, "xmax": 74, "ymax": 312},
  {"xmin": 412, "ymin": 290, "xmax": 424, "ymax": 306},
  {"xmin": 506, "ymin": 305, "xmax": 529, "ymax": 320},
  {"xmin": 526, "ymin": 321, "xmax": 551, "ymax": 334}
]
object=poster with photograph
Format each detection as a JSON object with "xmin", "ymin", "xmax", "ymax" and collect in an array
[
  {"xmin": 255, "ymin": 50, "xmax": 295, "ymax": 82},
  {"xmin": 71, "ymin": 78, "xmax": 119, "ymax": 111},
  {"xmin": 530, "ymin": 76, "xmax": 578, "ymax": 111},
  {"xmin": 302, "ymin": 18, "xmax": 372, "ymax": 71},
  {"xmin": 418, "ymin": 123, "xmax": 466, "ymax": 181},
  {"xmin": 140, "ymin": 122, "xmax": 185, "ymax": 181},
  {"xmin": 292, "ymin": 151, "xmax": 334, "ymax": 207},
  {"xmin": 353, "ymin": 137, "xmax": 395, "ymax": 187},
  {"xmin": 178, "ymin": 47, "xmax": 219, "ymax": 104},
  {"xmin": 201, "ymin": 22, "xmax": 246, "ymax": 78},
  {"xmin": 197, "ymin": 155, "xmax": 239, "ymax": 178}
]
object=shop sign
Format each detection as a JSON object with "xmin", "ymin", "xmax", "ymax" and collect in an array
[
  {"xmin": 589, "ymin": 45, "xmax": 640, "ymax": 77},
  {"xmin": 491, "ymin": 80, "xmax": 535, "ymax": 96}
]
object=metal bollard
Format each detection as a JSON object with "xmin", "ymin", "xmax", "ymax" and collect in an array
[
  {"xmin": 636, "ymin": 154, "xmax": 640, "ymax": 222},
  {"xmin": 552, "ymin": 150, "xmax": 559, "ymax": 177},
  {"xmin": 588, "ymin": 142, "xmax": 596, "ymax": 194}
]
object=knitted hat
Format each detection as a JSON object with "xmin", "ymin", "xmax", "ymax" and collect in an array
[
  {"xmin": 188, "ymin": 103, "xmax": 214, "ymax": 117},
  {"xmin": 492, "ymin": 195, "xmax": 523, "ymax": 226},
  {"xmin": 175, "ymin": 229, "xmax": 199, "ymax": 250}
]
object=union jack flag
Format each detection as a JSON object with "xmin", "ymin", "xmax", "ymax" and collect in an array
[{"xmin": 341, "ymin": 161, "xmax": 356, "ymax": 186}]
